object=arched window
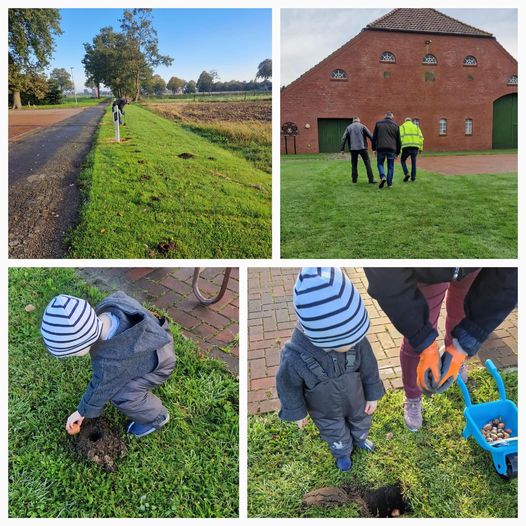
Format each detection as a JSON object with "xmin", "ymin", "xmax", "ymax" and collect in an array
[
  {"xmin": 465, "ymin": 118, "xmax": 473, "ymax": 136},
  {"xmin": 330, "ymin": 69, "xmax": 348, "ymax": 80},
  {"xmin": 380, "ymin": 51, "xmax": 396, "ymax": 63},
  {"xmin": 463, "ymin": 55, "xmax": 477, "ymax": 66},
  {"xmin": 422, "ymin": 54, "xmax": 438, "ymax": 65},
  {"xmin": 507, "ymin": 75, "xmax": 518, "ymax": 85},
  {"xmin": 439, "ymin": 118, "xmax": 447, "ymax": 136}
]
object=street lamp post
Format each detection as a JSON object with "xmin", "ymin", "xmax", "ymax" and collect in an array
[{"xmin": 70, "ymin": 66, "xmax": 77, "ymax": 104}]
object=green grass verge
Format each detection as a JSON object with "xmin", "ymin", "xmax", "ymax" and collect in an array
[
  {"xmin": 9, "ymin": 268, "xmax": 239, "ymax": 518},
  {"xmin": 143, "ymin": 93, "xmax": 272, "ymax": 103},
  {"xmin": 68, "ymin": 104, "xmax": 271, "ymax": 258},
  {"xmin": 281, "ymin": 158, "xmax": 517, "ymax": 258},
  {"xmin": 15, "ymin": 97, "xmax": 108, "ymax": 110},
  {"xmin": 248, "ymin": 370, "xmax": 517, "ymax": 518}
]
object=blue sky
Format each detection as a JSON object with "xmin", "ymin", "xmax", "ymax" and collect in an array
[
  {"xmin": 281, "ymin": 9, "xmax": 517, "ymax": 86},
  {"xmin": 49, "ymin": 9, "xmax": 271, "ymax": 90}
]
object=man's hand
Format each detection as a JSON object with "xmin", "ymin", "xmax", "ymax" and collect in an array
[
  {"xmin": 416, "ymin": 341, "xmax": 441, "ymax": 395},
  {"xmin": 364, "ymin": 400, "xmax": 378, "ymax": 415},
  {"xmin": 66, "ymin": 410, "xmax": 84, "ymax": 435},
  {"xmin": 296, "ymin": 417, "xmax": 309, "ymax": 430},
  {"xmin": 435, "ymin": 339, "xmax": 468, "ymax": 394}
]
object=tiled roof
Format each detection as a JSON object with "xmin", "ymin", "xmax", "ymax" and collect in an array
[{"xmin": 366, "ymin": 8, "xmax": 493, "ymax": 37}]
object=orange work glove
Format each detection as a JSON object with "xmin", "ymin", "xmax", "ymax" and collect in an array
[
  {"xmin": 416, "ymin": 341, "xmax": 441, "ymax": 395},
  {"xmin": 436, "ymin": 339, "xmax": 468, "ymax": 394}
]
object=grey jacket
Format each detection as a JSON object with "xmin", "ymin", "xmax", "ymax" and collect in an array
[
  {"xmin": 340, "ymin": 122, "xmax": 373, "ymax": 151},
  {"xmin": 276, "ymin": 328, "xmax": 385, "ymax": 421},
  {"xmin": 77, "ymin": 291, "xmax": 173, "ymax": 418}
]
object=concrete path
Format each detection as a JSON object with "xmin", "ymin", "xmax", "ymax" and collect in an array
[
  {"xmin": 418, "ymin": 153, "xmax": 517, "ymax": 175},
  {"xmin": 248, "ymin": 268, "xmax": 517, "ymax": 414},
  {"xmin": 77, "ymin": 268, "xmax": 239, "ymax": 375},
  {"xmin": 9, "ymin": 102, "xmax": 108, "ymax": 258}
]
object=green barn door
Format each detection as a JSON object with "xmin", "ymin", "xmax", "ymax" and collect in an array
[
  {"xmin": 318, "ymin": 118, "xmax": 353, "ymax": 153},
  {"xmin": 492, "ymin": 93, "xmax": 517, "ymax": 149}
]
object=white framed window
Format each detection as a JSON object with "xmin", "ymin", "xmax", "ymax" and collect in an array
[
  {"xmin": 412, "ymin": 118, "xmax": 421, "ymax": 127},
  {"xmin": 465, "ymin": 118, "xmax": 473, "ymax": 136},
  {"xmin": 507, "ymin": 75, "xmax": 518, "ymax": 85},
  {"xmin": 439, "ymin": 118, "xmax": 447, "ymax": 136},
  {"xmin": 380, "ymin": 51, "xmax": 396, "ymax": 63},
  {"xmin": 463, "ymin": 55, "xmax": 477, "ymax": 66},
  {"xmin": 423, "ymin": 54, "xmax": 438, "ymax": 65},
  {"xmin": 330, "ymin": 69, "xmax": 348, "ymax": 80}
]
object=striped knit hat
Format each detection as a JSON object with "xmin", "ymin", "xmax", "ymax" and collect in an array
[
  {"xmin": 293, "ymin": 267, "xmax": 369, "ymax": 349},
  {"xmin": 41, "ymin": 295, "xmax": 102, "ymax": 357}
]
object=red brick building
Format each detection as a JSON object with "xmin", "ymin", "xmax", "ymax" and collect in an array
[{"xmin": 281, "ymin": 9, "xmax": 517, "ymax": 153}]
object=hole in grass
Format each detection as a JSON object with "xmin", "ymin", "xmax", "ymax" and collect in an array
[
  {"xmin": 178, "ymin": 152, "xmax": 195, "ymax": 159},
  {"xmin": 362, "ymin": 484, "xmax": 409, "ymax": 518},
  {"xmin": 89, "ymin": 431, "xmax": 103, "ymax": 442}
]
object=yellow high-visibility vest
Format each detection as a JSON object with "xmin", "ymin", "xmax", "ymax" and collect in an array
[{"xmin": 400, "ymin": 121, "xmax": 424, "ymax": 151}]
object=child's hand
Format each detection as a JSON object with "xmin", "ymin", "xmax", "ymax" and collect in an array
[
  {"xmin": 66, "ymin": 411, "xmax": 84, "ymax": 435},
  {"xmin": 364, "ymin": 401, "xmax": 378, "ymax": 415},
  {"xmin": 296, "ymin": 417, "xmax": 309, "ymax": 430}
]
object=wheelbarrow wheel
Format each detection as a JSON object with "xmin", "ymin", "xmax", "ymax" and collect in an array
[{"xmin": 499, "ymin": 454, "xmax": 518, "ymax": 480}]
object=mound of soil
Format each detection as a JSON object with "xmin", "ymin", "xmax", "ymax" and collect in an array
[
  {"xmin": 72, "ymin": 418, "xmax": 127, "ymax": 472},
  {"xmin": 302, "ymin": 483, "xmax": 408, "ymax": 518}
]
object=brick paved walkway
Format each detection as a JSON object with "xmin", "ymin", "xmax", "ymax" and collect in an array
[
  {"xmin": 78, "ymin": 268, "xmax": 239, "ymax": 375},
  {"xmin": 248, "ymin": 268, "xmax": 517, "ymax": 414}
]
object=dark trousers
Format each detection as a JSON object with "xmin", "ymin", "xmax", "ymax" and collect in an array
[
  {"xmin": 350, "ymin": 149, "xmax": 374, "ymax": 182},
  {"xmin": 377, "ymin": 150, "xmax": 396, "ymax": 186},
  {"xmin": 401, "ymin": 147, "xmax": 419, "ymax": 180}
]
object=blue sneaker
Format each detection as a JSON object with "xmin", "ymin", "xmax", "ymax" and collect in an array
[
  {"xmin": 336, "ymin": 455, "xmax": 352, "ymax": 472},
  {"xmin": 356, "ymin": 438, "xmax": 375, "ymax": 453},
  {"xmin": 127, "ymin": 412, "xmax": 170, "ymax": 438}
]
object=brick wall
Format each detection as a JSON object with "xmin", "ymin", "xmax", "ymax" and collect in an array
[{"xmin": 281, "ymin": 30, "xmax": 517, "ymax": 153}]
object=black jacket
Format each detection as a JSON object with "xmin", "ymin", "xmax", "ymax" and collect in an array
[
  {"xmin": 112, "ymin": 98, "xmax": 127, "ymax": 113},
  {"xmin": 365, "ymin": 268, "xmax": 517, "ymax": 355},
  {"xmin": 372, "ymin": 118, "xmax": 401, "ymax": 154}
]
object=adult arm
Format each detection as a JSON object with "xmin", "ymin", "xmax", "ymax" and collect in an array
[
  {"xmin": 453, "ymin": 268, "xmax": 517, "ymax": 355},
  {"xmin": 339, "ymin": 127, "xmax": 350, "ymax": 152},
  {"xmin": 371, "ymin": 125, "xmax": 378, "ymax": 151},
  {"xmin": 365, "ymin": 268, "xmax": 437, "ymax": 353}
]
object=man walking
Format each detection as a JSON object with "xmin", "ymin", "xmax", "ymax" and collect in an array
[
  {"xmin": 399, "ymin": 118, "xmax": 424, "ymax": 182},
  {"xmin": 339, "ymin": 117, "xmax": 376, "ymax": 184},
  {"xmin": 372, "ymin": 112, "xmax": 401, "ymax": 189}
]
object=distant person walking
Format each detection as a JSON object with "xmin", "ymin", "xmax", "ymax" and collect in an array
[
  {"xmin": 112, "ymin": 98, "xmax": 129, "ymax": 126},
  {"xmin": 399, "ymin": 118, "xmax": 424, "ymax": 182},
  {"xmin": 372, "ymin": 112, "xmax": 401, "ymax": 189},
  {"xmin": 339, "ymin": 117, "xmax": 376, "ymax": 184}
]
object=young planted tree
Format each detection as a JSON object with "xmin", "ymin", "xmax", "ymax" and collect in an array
[
  {"xmin": 167, "ymin": 76, "xmax": 185, "ymax": 95},
  {"xmin": 119, "ymin": 9, "xmax": 173, "ymax": 101},
  {"xmin": 256, "ymin": 59, "xmax": 272, "ymax": 81},
  {"xmin": 8, "ymin": 8, "xmax": 62, "ymax": 109},
  {"xmin": 49, "ymin": 67, "xmax": 74, "ymax": 94}
]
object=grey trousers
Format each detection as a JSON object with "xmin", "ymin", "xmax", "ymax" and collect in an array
[
  {"xmin": 306, "ymin": 371, "xmax": 372, "ymax": 457},
  {"xmin": 111, "ymin": 340, "xmax": 176, "ymax": 425}
]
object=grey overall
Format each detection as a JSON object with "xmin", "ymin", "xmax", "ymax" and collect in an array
[
  {"xmin": 78, "ymin": 291, "xmax": 176, "ymax": 426},
  {"xmin": 301, "ymin": 349, "xmax": 371, "ymax": 457}
]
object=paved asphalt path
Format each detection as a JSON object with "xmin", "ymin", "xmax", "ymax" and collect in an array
[{"xmin": 9, "ymin": 102, "xmax": 108, "ymax": 258}]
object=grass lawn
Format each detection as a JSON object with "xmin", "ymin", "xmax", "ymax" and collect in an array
[
  {"xmin": 248, "ymin": 370, "xmax": 517, "ymax": 518},
  {"xmin": 9, "ymin": 268, "xmax": 238, "ymax": 518},
  {"xmin": 68, "ymin": 104, "xmax": 271, "ymax": 258},
  {"xmin": 15, "ymin": 97, "xmax": 108, "ymax": 110},
  {"xmin": 280, "ymin": 157, "xmax": 517, "ymax": 258},
  {"xmin": 143, "ymin": 92, "xmax": 271, "ymax": 103}
]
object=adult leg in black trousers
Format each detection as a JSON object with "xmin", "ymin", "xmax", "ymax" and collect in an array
[
  {"xmin": 358, "ymin": 149, "xmax": 375, "ymax": 183},
  {"xmin": 410, "ymin": 149, "xmax": 418, "ymax": 181},
  {"xmin": 350, "ymin": 150, "xmax": 359, "ymax": 182}
]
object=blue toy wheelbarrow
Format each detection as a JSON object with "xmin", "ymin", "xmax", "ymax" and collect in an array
[{"xmin": 456, "ymin": 359, "xmax": 518, "ymax": 479}]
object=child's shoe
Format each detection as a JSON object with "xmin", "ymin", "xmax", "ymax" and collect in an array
[
  {"xmin": 335, "ymin": 455, "xmax": 352, "ymax": 472},
  {"xmin": 127, "ymin": 412, "xmax": 170, "ymax": 438},
  {"xmin": 355, "ymin": 438, "xmax": 375, "ymax": 453}
]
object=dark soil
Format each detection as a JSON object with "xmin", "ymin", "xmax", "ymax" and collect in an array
[
  {"xmin": 155, "ymin": 240, "xmax": 176, "ymax": 254},
  {"xmin": 71, "ymin": 418, "xmax": 127, "ymax": 472},
  {"xmin": 178, "ymin": 152, "xmax": 195, "ymax": 159},
  {"xmin": 302, "ymin": 483, "xmax": 408, "ymax": 518}
]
